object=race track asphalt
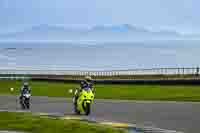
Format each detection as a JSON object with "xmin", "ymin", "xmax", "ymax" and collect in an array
[{"xmin": 0, "ymin": 95, "xmax": 199, "ymax": 133}]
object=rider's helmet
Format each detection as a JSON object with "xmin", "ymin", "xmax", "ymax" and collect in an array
[
  {"xmin": 23, "ymin": 82, "xmax": 29, "ymax": 88},
  {"xmin": 85, "ymin": 76, "xmax": 92, "ymax": 83}
]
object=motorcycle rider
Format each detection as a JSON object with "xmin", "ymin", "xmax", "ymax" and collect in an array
[
  {"xmin": 74, "ymin": 76, "xmax": 94, "ymax": 106},
  {"xmin": 80, "ymin": 76, "xmax": 94, "ymax": 91},
  {"xmin": 19, "ymin": 82, "xmax": 31, "ymax": 101}
]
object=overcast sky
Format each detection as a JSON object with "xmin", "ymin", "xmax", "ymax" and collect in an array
[{"xmin": 0, "ymin": 0, "xmax": 200, "ymax": 33}]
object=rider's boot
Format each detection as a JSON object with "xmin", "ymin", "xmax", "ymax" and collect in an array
[
  {"xmin": 73, "ymin": 95, "xmax": 79, "ymax": 113},
  {"xmin": 19, "ymin": 95, "xmax": 22, "ymax": 104},
  {"xmin": 74, "ymin": 95, "xmax": 78, "ymax": 106}
]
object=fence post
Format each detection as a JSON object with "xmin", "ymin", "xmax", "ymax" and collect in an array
[{"xmin": 196, "ymin": 66, "xmax": 199, "ymax": 77}]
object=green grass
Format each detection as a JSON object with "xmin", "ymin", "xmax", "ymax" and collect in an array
[
  {"xmin": 0, "ymin": 112, "xmax": 125, "ymax": 133},
  {"xmin": 1, "ymin": 80, "xmax": 200, "ymax": 101}
]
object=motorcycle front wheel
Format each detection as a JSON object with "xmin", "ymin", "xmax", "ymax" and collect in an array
[
  {"xmin": 85, "ymin": 103, "xmax": 91, "ymax": 116},
  {"xmin": 25, "ymin": 100, "xmax": 30, "ymax": 109}
]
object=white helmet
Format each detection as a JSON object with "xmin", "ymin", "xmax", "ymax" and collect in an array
[
  {"xmin": 85, "ymin": 76, "xmax": 92, "ymax": 82},
  {"xmin": 23, "ymin": 82, "xmax": 29, "ymax": 87}
]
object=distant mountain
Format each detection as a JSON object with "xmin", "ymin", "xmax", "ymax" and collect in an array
[{"xmin": 0, "ymin": 24, "xmax": 187, "ymax": 41}]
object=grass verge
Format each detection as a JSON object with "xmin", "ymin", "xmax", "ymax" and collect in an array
[
  {"xmin": 0, "ymin": 80, "xmax": 200, "ymax": 101},
  {"xmin": 0, "ymin": 112, "xmax": 125, "ymax": 133}
]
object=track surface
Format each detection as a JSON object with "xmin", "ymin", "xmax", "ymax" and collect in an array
[{"xmin": 0, "ymin": 95, "xmax": 200, "ymax": 133}]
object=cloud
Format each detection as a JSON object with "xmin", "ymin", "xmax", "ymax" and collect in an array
[
  {"xmin": 0, "ymin": 54, "xmax": 9, "ymax": 59},
  {"xmin": 0, "ymin": 0, "xmax": 200, "ymax": 33},
  {"xmin": 0, "ymin": 54, "xmax": 16, "ymax": 61}
]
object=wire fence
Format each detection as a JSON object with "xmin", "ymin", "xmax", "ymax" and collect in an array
[{"xmin": 0, "ymin": 67, "xmax": 199, "ymax": 76}]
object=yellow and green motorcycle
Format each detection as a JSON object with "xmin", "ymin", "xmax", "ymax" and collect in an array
[{"xmin": 73, "ymin": 88, "xmax": 94, "ymax": 115}]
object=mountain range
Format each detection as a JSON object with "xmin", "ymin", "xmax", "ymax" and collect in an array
[{"xmin": 0, "ymin": 24, "xmax": 196, "ymax": 42}]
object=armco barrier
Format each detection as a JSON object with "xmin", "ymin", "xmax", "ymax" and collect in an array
[
  {"xmin": 31, "ymin": 77, "xmax": 200, "ymax": 85},
  {"xmin": 1, "ymin": 74, "xmax": 200, "ymax": 85}
]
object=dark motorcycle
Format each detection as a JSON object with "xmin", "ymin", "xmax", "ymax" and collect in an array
[{"xmin": 20, "ymin": 91, "xmax": 31, "ymax": 109}]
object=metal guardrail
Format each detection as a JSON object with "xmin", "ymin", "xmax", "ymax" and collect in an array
[
  {"xmin": 0, "ymin": 77, "xmax": 30, "ymax": 80},
  {"xmin": 0, "ymin": 67, "xmax": 199, "ymax": 76}
]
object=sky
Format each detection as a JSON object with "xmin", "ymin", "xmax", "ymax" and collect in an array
[{"xmin": 0, "ymin": 0, "xmax": 200, "ymax": 34}]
